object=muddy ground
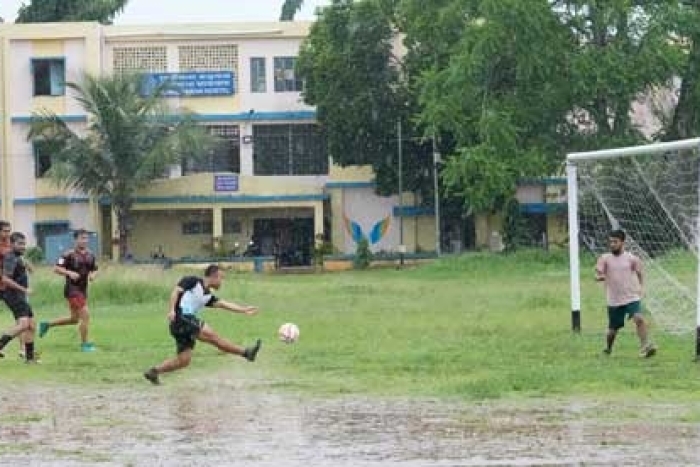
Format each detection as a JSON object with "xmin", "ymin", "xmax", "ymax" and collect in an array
[{"xmin": 1, "ymin": 374, "xmax": 699, "ymax": 466}]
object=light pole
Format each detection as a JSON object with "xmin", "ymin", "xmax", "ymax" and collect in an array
[
  {"xmin": 398, "ymin": 119, "xmax": 405, "ymax": 267},
  {"xmin": 432, "ymin": 134, "xmax": 441, "ymax": 256}
]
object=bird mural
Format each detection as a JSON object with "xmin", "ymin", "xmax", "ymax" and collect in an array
[{"xmin": 343, "ymin": 215, "xmax": 391, "ymax": 245}]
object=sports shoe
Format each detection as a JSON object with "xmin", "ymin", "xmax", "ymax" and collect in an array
[
  {"xmin": 25, "ymin": 358, "xmax": 41, "ymax": 365},
  {"xmin": 640, "ymin": 343, "xmax": 657, "ymax": 358},
  {"xmin": 243, "ymin": 339, "xmax": 262, "ymax": 362},
  {"xmin": 81, "ymin": 342, "xmax": 96, "ymax": 352},
  {"xmin": 19, "ymin": 350, "xmax": 41, "ymax": 360},
  {"xmin": 602, "ymin": 348, "xmax": 612, "ymax": 355},
  {"xmin": 38, "ymin": 322, "xmax": 50, "ymax": 338},
  {"xmin": 143, "ymin": 368, "xmax": 160, "ymax": 385}
]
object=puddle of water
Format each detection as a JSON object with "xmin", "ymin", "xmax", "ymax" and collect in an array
[{"xmin": 1, "ymin": 377, "xmax": 699, "ymax": 466}]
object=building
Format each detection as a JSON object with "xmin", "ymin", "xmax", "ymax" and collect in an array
[{"xmin": 0, "ymin": 21, "xmax": 437, "ymax": 264}]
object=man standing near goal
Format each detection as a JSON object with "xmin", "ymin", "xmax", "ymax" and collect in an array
[
  {"xmin": 143, "ymin": 264, "xmax": 262, "ymax": 385},
  {"xmin": 596, "ymin": 229, "xmax": 657, "ymax": 358}
]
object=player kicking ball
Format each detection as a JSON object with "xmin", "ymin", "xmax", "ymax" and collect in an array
[
  {"xmin": 144, "ymin": 264, "xmax": 262, "ymax": 385},
  {"xmin": 596, "ymin": 229, "xmax": 657, "ymax": 358}
]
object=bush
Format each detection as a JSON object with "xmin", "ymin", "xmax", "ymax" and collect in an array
[
  {"xmin": 25, "ymin": 246, "xmax": 45, "ymax": 264},
  {"xmin": 353, "ymin": 238, "xmax": 373, "ymax": 270}
]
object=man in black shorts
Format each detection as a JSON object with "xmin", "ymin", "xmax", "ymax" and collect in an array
[
  {"xmin": 0, "ymin": 232, "xmax": 38, "ymax": 363},
  {"xmin": 143, "ymin": 264, "xmax": 262, "ymax": 384}
]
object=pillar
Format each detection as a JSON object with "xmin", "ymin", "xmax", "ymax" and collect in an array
[{"xmin": 212, "ymin": 206, "xmax": 223, "ymax": 254}]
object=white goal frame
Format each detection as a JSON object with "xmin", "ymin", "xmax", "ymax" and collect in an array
[{"xmin": 566, "ymin": 138, "xmax": 700, "ymax": 353}]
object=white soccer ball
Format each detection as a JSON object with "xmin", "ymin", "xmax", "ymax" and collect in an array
[{"xmin": 278, "ymin": 323, "xmax": 300, "ymax": 344}]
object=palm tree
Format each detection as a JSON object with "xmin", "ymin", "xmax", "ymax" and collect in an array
[
  {"xmin": 280, "ymin": 0, "xmax": 304, "ymax": 20},
  {"xmin": 28, "ymin": 73, "xmax": 216, "ymax": 260}
]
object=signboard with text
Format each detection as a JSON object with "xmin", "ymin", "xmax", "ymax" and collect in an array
[
  {"xmin": 142, "ymin": 71, "xmax": 235, "ymax": 97},
  {"xmin": 214, "ymin": 174, "xmax": 239, "ymax": 192}
]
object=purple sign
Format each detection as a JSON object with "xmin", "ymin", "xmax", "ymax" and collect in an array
[{"xmin": 214, "ymin": 174, "xmax": 239, "ymax": 192}]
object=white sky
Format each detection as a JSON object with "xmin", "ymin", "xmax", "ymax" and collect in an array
[{"xmin": 0, "ymin": 0, "xmax": 330, "ymax": 24}]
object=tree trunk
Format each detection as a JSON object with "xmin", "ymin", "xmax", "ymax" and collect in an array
[
  {"xmin": 115, "ymin": 205, "xmax": 132, "ymax": 261},
  {"xmin": 669, "ymin": 34, "xmax": 700, "ymax": 140}
]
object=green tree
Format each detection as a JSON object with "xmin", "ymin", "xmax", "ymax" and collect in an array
[
  {"xmin": 280, "ymin": 0, "xmax": 304, "ymax": 20},
  {"xmin": 15, "ymin": 0, "xmax": 128, "ymax": 24},
  {"xmin": 297, "ymin": 0, "xmax": 434, "ymax": 197},
  {"xmin": 27, "ymin": 73, "xmax": 215, "ymax": 259}
]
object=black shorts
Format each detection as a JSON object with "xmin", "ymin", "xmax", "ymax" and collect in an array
[
  {"xmin": 169, "ymin": 315, "xmax": 204, "ymax": 354},
  {"xmin": 3, "ymin": 295, "xmax": 33, "ymax": 320}
]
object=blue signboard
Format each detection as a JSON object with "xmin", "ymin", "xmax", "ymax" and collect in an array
[
  {"xmin": 214, "ymin": 174, "xmax": 239, "ymax": 192},
  {"xmin": 142, "ymin": 72, "xmax": 236, "ymax": 97}
]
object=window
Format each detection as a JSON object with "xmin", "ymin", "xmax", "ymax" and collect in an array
[
  {"xmin": 112, "ymin": 46, "xmax": 168, "ymax": 74},
  {"xmin": 182, "ymin": 125, "xmax": 241, "ymax": 174},
  {"xmin": 32, "ymin": 58, "xmax": 65, "ymax": 96},
  {"xmin": 179, "ymin": 44, "xmax": 238, "ymax": 72},
  {"xmin": 273, "ymin": 57, "xmax": 302, "ymax": 92},
  {"xmin": 182, "ymin": 221, "xmax": 213, "ymax": 235},
  {"xmin": 250, "ymin": 57, "xmax": 267, "ymax": 93},
  {"xmin": 34, "ymin": 141, "xmax": 53, "ymax": 178},
  {"xmin": 223, "ymin": 218, "xmax": 242, "ymax": 234},
  {"xmin": 253, "ymin": 124, "xmax": 328, "ymax": 176}
]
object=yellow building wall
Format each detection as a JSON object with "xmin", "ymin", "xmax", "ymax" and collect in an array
[
  {"xmin": 415, "ymin": 215, "xmax": 436, "ymax": 252},
  {"xmin": 130, "ymin": 210, "xmax": 215, "ymax": 259},
  {"xmin": 138, "ymin": 173, "xmax": 325, "ymax": 198},
  {"xmin": 547, "ymin": 212, "xmax": 568, "ymax": 247},
  {"xmin": 328, "ymin": 163, "xmax": 374, "ymax": 182},
  {"xmin": 475, "ymin": 212, "xmax": 504, "ymax": 249},
  {"xmin": 180, "ymin": 96, "xmax": 240, "ymax": 114},
  {"xmin": 34, "ymin": 204, "xmax": 69, "ymax": 223}
]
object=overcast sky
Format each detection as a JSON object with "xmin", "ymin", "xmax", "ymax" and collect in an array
[{"xmin": 0, "ymin": 0, "xmax": 330, "ymax": 23}]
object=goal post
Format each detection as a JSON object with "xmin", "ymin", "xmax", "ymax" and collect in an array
[{"xmin": 566, "ymin": 137, "xmax": 700, "ymax": 358}]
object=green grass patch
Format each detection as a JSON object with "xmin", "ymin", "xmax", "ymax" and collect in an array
[{"xmin": 1, "ymin": 253, "xmax": 699, "ymax": 401}]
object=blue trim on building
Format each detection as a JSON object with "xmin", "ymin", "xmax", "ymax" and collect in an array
[
  {"xmin": 172, "ymin": 110, "xmax": 317, "ymax": 123},
  {"xmin": 33, "ymin": 219, "xmax": 70, "ymax": 226},
  {"xmin": 15, "ymin": 197, "xmax": 90, "ymax": 205},
  {"xmin": 11, "ymin": 110, "xmax": 317, "ymax": 124},
  {"xmin": 12, "ymin": 115, "xmax": 87, "ymax": 123},
  {"xmin": 97, "ymin": 193, "xmax": 329, "ymax": 205},
  {"xmin": 325, "ymin": 181, "xmax": 375, "ymax": 189},
  {"xmin": 521, "ymin": 203, "xmax": 567, "ymax": 214},
  {"xmin": 393, "ymin": 206, "xmax": 436, "ymax": 217},
  {"xmin": 518, "ymin": 177, "xmax": 567, "ymax": 186}
]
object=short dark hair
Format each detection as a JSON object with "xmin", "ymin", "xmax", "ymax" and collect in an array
[
  {"xmin": 73, "ymin": 228, "xmax": 89, "ymax": 239},
  {"xmin": 609, "ymin": 229, "xmax": 626, "ymax": 241},
  {"xmin": 0, "ymin": 220, "xmax": 10, "ymax": 230},
  {"xmin": 10, "ymin": 232, "xmax": 25, "ymax": 243},
  {"xmin": 204, "ymin": 264, "xmax": 220, "ymax": 277}
]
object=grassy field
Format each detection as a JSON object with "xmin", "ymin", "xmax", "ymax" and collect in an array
[{"xmin": 1, "ymin": 250, "xmax": 699, "ymax": 401}]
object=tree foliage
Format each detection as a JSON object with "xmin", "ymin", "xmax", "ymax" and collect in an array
[
  {"xmin": 297, "ymin": 0, "xmax": 433, "ymax": 197},
  {"xmin": 280, "ymin": 0, "xmax": 305, "ymax": 20},
  {"xmin": 16, "ymin": 0, "xmax": 128, "ymax": 24},
  {"xmin": 298, "ymin": 0, "xmax": 700, "ymax": 214},
  {"xmin": 27, "ymin": 73, "xmax": 216, "ymax": 259}
]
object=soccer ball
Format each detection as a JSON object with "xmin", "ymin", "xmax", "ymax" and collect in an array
[{"xmin": 278, "ymin": 323, "xmax": 300, "ymax": 344}]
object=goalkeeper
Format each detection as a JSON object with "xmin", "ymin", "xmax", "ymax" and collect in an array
[{"xmin": 596, "ymin": 229, "xmax": 657, "ymax": 358}]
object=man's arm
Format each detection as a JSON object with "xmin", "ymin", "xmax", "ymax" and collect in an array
[
  {"xmin": 167, "ymin": 286, "xmax": 184, "ymax": 321},
  {"xmin": 213, "ymin": 299, "xmax": 258, "ymax": 315},
  {"xmin": 54, "ymin": 255, "xmax": 79, "ymax": 281},
  {"xmin": 634, "ymin": 257, "xmax": 644, "ymax": 294},
  {"xmin": 89, "ymin": 256, "xmax": 98, "ymax": 281},
  {"xmin": 2, "ymin": 257, "xmax": 29, "ymax": 294},
  {"xmin": 595, "ymin": 256, "xmax": 606, "ymax": 282}
]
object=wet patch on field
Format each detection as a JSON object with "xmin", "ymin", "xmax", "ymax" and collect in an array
[{"xmin": 1, "ymin": 377, "xmax": 699, "ymax": 466}]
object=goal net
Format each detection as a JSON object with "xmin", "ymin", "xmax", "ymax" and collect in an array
[{"xmin": 567, "ymin": 138, "xmax": 700, "ymax": 338}]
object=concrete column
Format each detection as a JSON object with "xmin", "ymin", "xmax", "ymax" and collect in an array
[
  {"xmin": 314, "ymin": 201, "xmax": 324, "ymax": 241},
  {"xmin": 213, "ymin": 206, "xmax": 223, "ymax": 253}
]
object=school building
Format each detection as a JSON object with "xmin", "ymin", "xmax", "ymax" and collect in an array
[{"xmin": 0, "ymin": 21, "xmax": 443, "ymax": 264}]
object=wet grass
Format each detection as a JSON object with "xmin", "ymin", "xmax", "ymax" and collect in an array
[{"xmin": 1, "ymin": 251, "xmax": 700, "ymax": 401}]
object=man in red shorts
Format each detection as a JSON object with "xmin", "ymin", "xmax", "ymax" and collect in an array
[{"xmin": 39, "ymin": 229, "xmax": 98, "ymax": 352}]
